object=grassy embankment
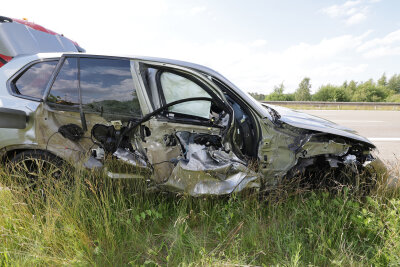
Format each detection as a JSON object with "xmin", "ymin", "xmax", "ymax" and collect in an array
[{"xmin": 0, "ymin": 163, "xmax": 400, "ymax": 266}]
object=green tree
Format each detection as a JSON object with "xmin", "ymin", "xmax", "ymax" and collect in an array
[
  {"xmin": 249, "ymin": 92, "xmax": 266, "ymax": 101},
  {"xmin": 313, "ymin": 84, "xmax": 350, "ymax": 102},
  {"xmin": 284, "ymin": 93, "xmax": 295, "ymax": 101},
  {"xmin": 347, "ymin": 80, "xmax": 357, "ymax": 93},
  {"xmin": 265, "ymin": 83, "xmax": 286, "ymax": 100},
  {"xmin": 273, "ymin": 82, "xmax": 285, "ymax": 95},
  {"xmin": 386, "ymin": 94, "xmax": 400, "ymax": 102},
  {"xmin": 295, "ymin": 77, "xmax": 312, "ymax": 101},
  {"xmin": 387, "ymin": 74, "xmax": 400, "ymax": 93},
  {"xmin": 265, "ymin": 83, "xmax": 296, "ymax": 101},
  {"xmin": 378, "ymin": 73, "xmax": 387, "ymax": 87},
  {"xmin": 351, "ymin": 79, "xmax": 389, "ymax": 102}
]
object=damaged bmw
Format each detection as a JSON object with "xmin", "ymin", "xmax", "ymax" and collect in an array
[{"xmin": 0, "ymin": 16, "xmax": 386, "ymax": 196}]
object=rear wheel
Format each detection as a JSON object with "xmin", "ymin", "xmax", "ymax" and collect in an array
[{"xmin": 8, "ymin": 150, "xmax": 69, "ymax": 194}]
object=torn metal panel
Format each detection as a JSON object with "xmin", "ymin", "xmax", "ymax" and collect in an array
[
  {"xmin": 298, "ymin": 139, "xmax": 350, "ymax": 158},
  {"xmin": 105, "ymin": 148, "xmax": 151, "ymax": 178},
  {"xmin": 141, "ymin": 118, "xmax": 222, "ymax": 182},
  {"xmin": 256, "ymin": 115, "xmax": 370, "ymax": 187},
  {"xmin": 158, "ymin": 131, "xmax": 261, "ymax": 196},
  {"xmin": 162, "ymin": 166, "xmax": 260, "ymax": 196},
  {"xmin": 257, "ymin": 119, "xmax": 298, "ymax": 184},
  {"xmin": 113, "ymin": 148, "xmax": 147, "ymax": 168}
]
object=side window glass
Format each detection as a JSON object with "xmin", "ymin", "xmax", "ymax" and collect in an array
[
  {"xmin": 160, "ymin": 72, "xmax": 211, "ymax": 119},
  {"xmin": 14, "ymin": 61, "xmax": 58, "ymax": 99},
  {"xmin": 80, "ymin": 58, "xmax": 142, "ymax": 118},
  {"xmin": 48, "ymin": 58, "xmax": 79, "ymax": 105}
]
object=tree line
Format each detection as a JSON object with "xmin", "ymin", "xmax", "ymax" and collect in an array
[{"xmin": 250, "ymin": 73, "xmax": 400, "ymax": 102}]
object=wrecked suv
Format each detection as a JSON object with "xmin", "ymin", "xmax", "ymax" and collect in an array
[{"xmin": 0, "ymin": 17, "xmax": 383, "ymax": 195}]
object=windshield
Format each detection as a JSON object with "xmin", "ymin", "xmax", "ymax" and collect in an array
[{"xmin": 209, "ymin": 76, "xmax": 273, "ymax": 121}]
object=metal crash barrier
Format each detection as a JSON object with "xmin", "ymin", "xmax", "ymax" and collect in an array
[{"xmin": 261, "ymin": 101, "xmax": 400, "ymax": 110}]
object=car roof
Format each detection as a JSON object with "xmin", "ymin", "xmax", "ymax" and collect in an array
[{"xmin": 55, "ymin": 52, "xmax": 220, "ymax": 76}]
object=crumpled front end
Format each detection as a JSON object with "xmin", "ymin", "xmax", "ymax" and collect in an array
[{"xmin": 257, "ymin": 114, "xmax": 384, "ymax": 189}]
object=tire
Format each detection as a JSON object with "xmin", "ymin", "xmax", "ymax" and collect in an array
[{"xmin": 8, "ymin": 150, "xmax": 69, "ymax": 193}]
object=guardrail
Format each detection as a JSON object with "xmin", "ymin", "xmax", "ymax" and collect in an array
[{"xmin": 261, "ymin": 101, "xmax": 400, "ymax": 110}]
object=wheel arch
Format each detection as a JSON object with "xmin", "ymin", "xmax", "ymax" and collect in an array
[{"xmin": 0, "ymin": 145, "xmax": 65, "ymax": 164}]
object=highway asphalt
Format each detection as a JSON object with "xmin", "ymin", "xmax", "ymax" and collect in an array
[{"xmin": 300, "ymin": 110, "xmax": 400, "ymax": 164}]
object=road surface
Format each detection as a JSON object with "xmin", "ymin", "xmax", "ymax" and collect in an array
[{"xmin": 299, "ymin": 110, "xmax": 400, "ymax": 164}]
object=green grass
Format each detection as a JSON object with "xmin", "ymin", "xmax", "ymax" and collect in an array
[{"xmin": 0, "ymin": 165, "xmax": 400, "ymax": 266}]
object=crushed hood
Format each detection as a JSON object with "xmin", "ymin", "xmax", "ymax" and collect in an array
[{"xmin": 263, "ymin": 104, "xmax": 375, "ymax": 147}]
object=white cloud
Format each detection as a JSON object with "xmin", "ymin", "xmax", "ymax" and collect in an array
[
  {"xmin": 190, "ymin": 6, "xmax": 207, "ymax": 15},
  {"xmin": 357, "ymin": 29, "xmax": 400, "ymax": 58},
  {"xmin": 309, "ymin": 63, "xmax": 368, "ymax": 77},
  {"xmin": 250, "ymin": 40, "xmax": 268, "ymax": 47},
  {"xmin": 321, "ymin": 0, "xmax": 379, "ymax": 25},
  {"xmin": 357, "ymin": 29, "xmax": 400, "ymax": 51},
  {"xmin": 128, "ymin": 31, "xmax": 373, "ymax": 93},
  {"xmin": 362, "ymin": 47, "xmax": 400, "ymax": 58},
  {"xmin": 346, "ymin": 11, "xmax": 367, "ymax": 25},
  {"xmin": 3, "ymin": 0, "xmax": 396, "ymax": 94},
  {"xmin": 322, "ymin": 0, "xmax": 362, "ymax": 18}
]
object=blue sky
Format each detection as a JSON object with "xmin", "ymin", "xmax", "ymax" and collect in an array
[{"xmin": 4, "ymin": 0, "xmax": 400, "ymax": 93}]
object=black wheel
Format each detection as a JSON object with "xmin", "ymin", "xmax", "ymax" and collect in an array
[{"xmin": 8, "ymin": 150, "xmax": 69, "ymax": 194}]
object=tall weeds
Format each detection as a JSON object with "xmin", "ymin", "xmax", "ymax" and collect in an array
[{"xmin": 0, "ymin": 163, "xmax": 399, "ymax": 266}]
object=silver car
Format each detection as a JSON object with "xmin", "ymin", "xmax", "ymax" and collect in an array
[{"xmin": 0, "ymin": 17, "xmax": 385, "ymax": 195}]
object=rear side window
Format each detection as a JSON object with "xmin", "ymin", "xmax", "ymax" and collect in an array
[
  {"xmin": 47, "ymin": 57, "xmax": 79, "ymax": 105},
  {"xmin": 13, "ymin": 60, "xmax": 58, "ymax": 99},
  {"xmin": 47, "ymin": 57, "xmax": 142, "ymax": 119},
  {"xmin": 80, "ymin": 58, "xmax": 141, "ymax": 118}
]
